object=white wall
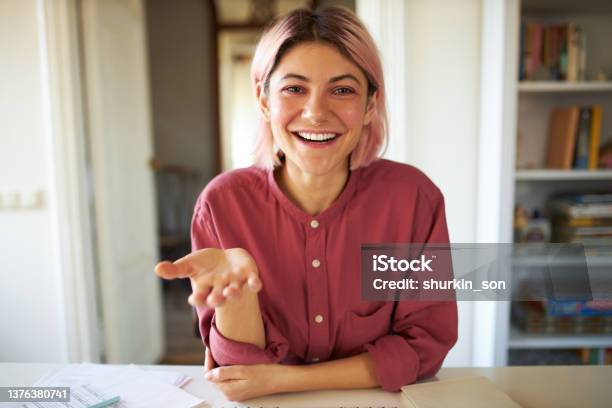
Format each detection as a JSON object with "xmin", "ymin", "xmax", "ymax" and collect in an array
[
  {"xmin": 0, "ymin": 0, "xmax": 68, "ymax": 362},
  {"xmin": 403, "ymin": 0, "xmax": 482, "ymax": 367},
  {"xmin": 403, "ymin": 0, "xmax": 482, "ymax": 244},
  {"xmin": 359, "ymin": 0, "xmax": 483, "ymax": 366}
]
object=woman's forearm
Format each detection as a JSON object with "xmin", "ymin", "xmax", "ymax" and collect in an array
[
  {"xmin": 214, "ymin": 287, "xmax": 265, "ymax": 349},
  {"xmin": 279, "ymin": 352, "xmax": 379, "ymax": 393}
]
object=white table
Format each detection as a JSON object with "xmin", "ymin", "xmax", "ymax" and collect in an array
[{"xmin": 1, "ymin": 363, "xmax": 611, "ymax": 407}]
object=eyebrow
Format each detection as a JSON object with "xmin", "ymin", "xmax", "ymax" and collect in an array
[{"xmin": 280, "ymin": 73, "xmax": 361, "ymax": 85}]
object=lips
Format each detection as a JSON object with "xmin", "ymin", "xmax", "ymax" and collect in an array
[{"xmin": 292, "ymin": 131, "xmax": 341, "ymax": 144}]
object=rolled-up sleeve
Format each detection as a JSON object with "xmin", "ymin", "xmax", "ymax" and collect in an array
[
  {"xmin": 364, "ymin": 301, "xmax": 458, "ymax": 391},
  {"xmin": 191, "ymin": 194, "xmax": 290, "ymax": 367},
  {"xmin": 365, "ymin": 189, "xmax": 458, "ymax": 391},
  {"xmin": 198, "ymin": 307, "xmax": 290, "ymax": 366}
]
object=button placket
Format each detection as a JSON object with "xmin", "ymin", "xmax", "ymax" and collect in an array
[{"xmin": 304, "ymin": 219, "xmax": 330, "ymax": 362}]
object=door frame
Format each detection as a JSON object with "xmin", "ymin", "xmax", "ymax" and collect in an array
[{"xmin": 40, "ymin": 0, "xmax": 102, "ymax": 363}]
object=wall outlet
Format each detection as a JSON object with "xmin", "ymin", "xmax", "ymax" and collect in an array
[
  {"xmin": 21, "ymin": 189, "xmax": 45, "ymax": 209},
  {"xmin": 0, "ymin": 190, "xmax": 20, "ymax": 209},
  {"xmin": 0, "ymin": 188, "xmax": 45, "ymax": 210}
]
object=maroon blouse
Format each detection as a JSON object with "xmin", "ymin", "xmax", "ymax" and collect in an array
[{"xmin": 192, "ymin": 159, "xmax": 457, "ymax": 392}]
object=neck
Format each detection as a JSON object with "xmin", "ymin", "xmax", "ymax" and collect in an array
[{"xmin": 277, "ymin": 159, "xmax": 349, "ymax": 216}]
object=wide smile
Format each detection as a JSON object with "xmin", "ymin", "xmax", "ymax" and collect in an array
[{"xmin": 291, "ymin": 131, "xmax": 342, "ymax": 146}]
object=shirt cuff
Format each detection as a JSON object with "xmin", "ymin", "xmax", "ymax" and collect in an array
[
  {"xmin": 364, "ymin": 335, "xmax": 420, "ymax": 392},
  {"xmin": 208, "ymin": 314, "xmax": 289, "ymax": 366}
]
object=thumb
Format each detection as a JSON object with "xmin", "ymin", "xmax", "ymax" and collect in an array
[
  {"xmin": 204, "ymin": 348, "xmax": 215, "ymax": 373},
  {"xmin": 155, "ymin": 259, "xmax": 194, "ymax": 280},
  {"xmin": 205, "ymin": 366, "xmax": 240, "ymax": 382}
]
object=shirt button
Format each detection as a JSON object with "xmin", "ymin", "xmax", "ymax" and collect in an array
[
  {"xmin": 311, "ymin": 357, "xmax": 320, "ymax": 363},
  {"xmin": 312, "ymin": 259, "xmax": 321, "ymax": 268},
  {"xmin": 310, "ymin": 219, "xmax": 319, "ymax": 228},
  {"xmin": 314, "ymin": 314, "xmax": 324, "ymax": 323}
]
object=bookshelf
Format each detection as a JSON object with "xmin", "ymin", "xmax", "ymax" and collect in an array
[{"xmin": 488, "ymin": 0, "xmax": 612, "ymax": 367}]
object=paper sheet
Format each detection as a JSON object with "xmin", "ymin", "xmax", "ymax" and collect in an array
[{"xmin": 22, "ymin": 364, "xmax": 206, "ymax": 408}]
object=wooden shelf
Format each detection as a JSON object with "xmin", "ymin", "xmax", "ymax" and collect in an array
[
  {"xmin": 515, "ymin": 169, "xmax": 612, "ymax": 181},
  {"xmin": 509, "ymin": 325, "xmax": 612, "ymax": 349},
  {"xmin": 518, "ymin": 81, "xmax": 612, "ymax": 93}
]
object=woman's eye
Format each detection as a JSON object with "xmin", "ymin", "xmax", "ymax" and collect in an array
[
  {"xmin": 283, "ymin": 86, "xmax": 304, "ymax": 94},
  {"xmin": 333, "ymin": 87, "xmax": 355, "ymax": 95}
]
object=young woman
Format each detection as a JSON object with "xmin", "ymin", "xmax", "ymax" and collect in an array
[{"xmin": 156, "ymin": 7, "xmax": 457, "ymax": 402}]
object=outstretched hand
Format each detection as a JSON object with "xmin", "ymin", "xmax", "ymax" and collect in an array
[{"xmin": 155, "ymin": 248, "xmax": 262, "ymax": 308}]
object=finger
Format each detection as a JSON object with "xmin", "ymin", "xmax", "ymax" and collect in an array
[
  {"xmin": 204, "ymin": 348, "xmax": 214, "ymax": 373},
  {"xmin": 155, "ymin": 259, "xmax": 194, "ymax": 280},
  {"xmin": 205, "ymin": 366, "xmax": 243, "ymax": 382},
  {"xmin": 206, "ymin": 288, "xmax": 226, "ymax": 308},
  {"xmin": 155, "ymin": 261, "xmax": 181, "ymax": 280},
  {"xmin": 215, "ymin": 380, "xmax": 243, "ymax": 402},
  {"xmin": 188, "ymin": 278, "xmax": 213, "ymax": 307},
  {"xmin": 222, "ymin": 282, "xmax": 242, "ymax": 300},
  {"xmin": 159, "ymin": 249, "xmax": 221, "ymax": 280},
  {"xmin": 247, "ymin": 274, "xmax": 262, "ymax": 292},
  {"xmin": 188, "ymin": 290, "xmax": 210, "ymax": 307}
]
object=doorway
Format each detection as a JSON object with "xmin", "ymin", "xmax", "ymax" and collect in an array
[{"xmin": 146, "ymin": 0, "xmax": 355, "ymax": 365}]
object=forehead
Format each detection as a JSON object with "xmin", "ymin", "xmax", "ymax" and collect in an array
[{"xmin": 271, "ymin": 42, "xmax": 366, "ymax": 84}]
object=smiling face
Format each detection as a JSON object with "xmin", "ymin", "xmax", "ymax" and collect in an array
[{"xmin": 258, "ymin": 42, "xmax": 377, "ymax": 177}]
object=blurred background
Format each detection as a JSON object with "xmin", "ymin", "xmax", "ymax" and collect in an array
[{"xmin": 1, "ymin": 0, "xmax": 611, "ymax": 369}]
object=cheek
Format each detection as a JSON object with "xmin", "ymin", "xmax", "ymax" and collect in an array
[
  {"xmin": 334, "ymin": 101, "xmax": 366, "ymax": 130},
  {"xmin": 269, "ymin": 97, "xmax": 299, "ymax": 129}
]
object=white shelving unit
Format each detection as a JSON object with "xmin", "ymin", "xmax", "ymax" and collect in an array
[
  {"xmin": 518, "ymin": 81, "xmax": 612, "ymax": 93},
  {"xmin": 481, "ymin": 0, "xmax": 612, "ymax": 367},
  {"xmin": 509, "ymin": 326, "xmax": 612, "ymax": 350},
  {"xmin": 515, "ymin": 169, "xmax": 612, "ymax": 180}
]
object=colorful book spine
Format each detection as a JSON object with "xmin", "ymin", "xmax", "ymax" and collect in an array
[
  {"xmin": 574, "ymin": 107, "xmax": 592, "ymax": 169},
  {"xmin": 588, "ymin": 105, "xmax": 603, "ymax": 170}
]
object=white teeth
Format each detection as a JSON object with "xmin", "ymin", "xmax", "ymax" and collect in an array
[{"xmin": 297, "ymin": 132, "xmax": 337, "ymax": 141}]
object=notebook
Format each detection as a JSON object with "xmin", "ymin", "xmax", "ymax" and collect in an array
[{"xmin": 401, "ymin": 376, "xmax": 522, "ymax": 408}]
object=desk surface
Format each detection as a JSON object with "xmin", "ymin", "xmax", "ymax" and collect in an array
[{"xmin": 1, "ymin": 363, "xmax": 611, "ymax": 408}]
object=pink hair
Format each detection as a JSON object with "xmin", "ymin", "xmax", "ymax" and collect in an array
[{"xmin": 250, "ymin": 7, "xmax": 388, "ymax": 170}]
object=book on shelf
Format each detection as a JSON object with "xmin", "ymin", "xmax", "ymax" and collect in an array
[
  {"xmin": 589, "ymin": 106, "xmax": 603, "ymax": 169},
  {"xmin": 573, "ymin": 108, "xmax": 591, "ymax": 169},
  {"xmin": 548, "ymin": 193, "xmax": 612, "ymax": 251},
  {"xmin": 546, "ymin": 300, "xmax": 612, "ymax": 318},
  {"xmin": 580, "ymin": 348, "xmax": 600, "ymax": 365},
  {"xmin": 512, "ymin": 301, "xmax": 612, "ymax": 334},
  {"xmin": 554, "ymin": 217, "xmax": 612, "ymax": 228},
  {"xmin": 567, "ymin": 23, "xmax": 586, "ymax": 82},
  {"xmin": 520, "ymin": 20, "xmax": 585, "ymax": 81},
  {"xmin": 546, "ymin": 107, "xmax": 580, "ymax": 169},
  {"xmin": 546, "ymin": 105, "xmax": 603, "ymax": 170},
  {"xmin": 548, "ymin": 193, "xmax": 612, "ymax": 219}
]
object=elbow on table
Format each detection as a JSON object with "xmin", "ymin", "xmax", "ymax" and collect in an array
[{"xmin": 418, "ymin": 325, "xmax": 459, "ymax": 381}]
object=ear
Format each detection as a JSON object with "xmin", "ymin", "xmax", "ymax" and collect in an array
[
  {"xmin": 256, "ymin": 82, "xmax": 271, "ymax": 122},
  {"xmin": 363, "ymin": 90, "xmax": 378, "ymax": 126}
]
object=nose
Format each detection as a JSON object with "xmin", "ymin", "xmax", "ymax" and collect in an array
[{"xmin": 302, "ymin": 92, "xmax": 328, "ymax": 125}]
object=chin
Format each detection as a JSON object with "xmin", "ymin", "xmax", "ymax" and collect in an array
[{"xmin": 293, "ymin": 155, "xmax": 349, "ymax": 176}]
